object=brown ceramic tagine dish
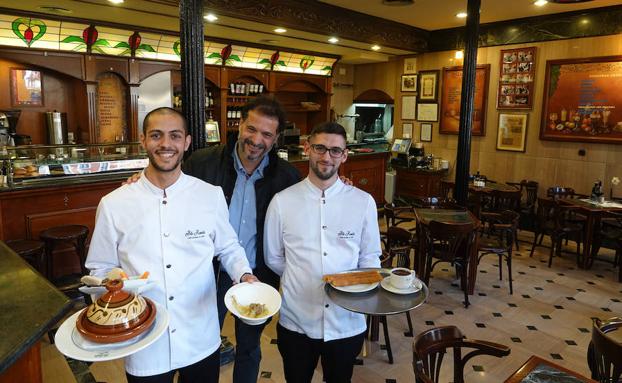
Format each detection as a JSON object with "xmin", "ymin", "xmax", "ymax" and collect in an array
[{"xmin": 76, "ymin": 279, "xmax": 157, "ymax": 343}]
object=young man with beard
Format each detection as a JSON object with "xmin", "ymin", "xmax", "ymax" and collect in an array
[
  {"xmin": 183, "ymin": 96, "xmax": 300, "ymax": 383},
  {"xmin": 264, "ymin": 122, "xmax": 382, "ymax": 383},
  {"xmin": 86, "ymin": 107, "xmax": 257, "ymax": 382}
]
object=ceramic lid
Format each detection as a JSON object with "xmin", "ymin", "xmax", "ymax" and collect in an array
[{"xmin": 76, "ymin": 279, "xmax": 157, "ymax": 343}]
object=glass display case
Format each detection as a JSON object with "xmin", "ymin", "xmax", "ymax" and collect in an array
[{"xmin": 0, "ymin": 142, "xmax": 148, "ymax": 189}]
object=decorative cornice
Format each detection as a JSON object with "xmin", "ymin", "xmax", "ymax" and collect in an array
[
  {"xmin": 428, "ymin": 5, "xmax": 622, "ymax": 52},
  {"xmin": 203, "ymin": 0, "xmax": 429, "ymax": 53}
]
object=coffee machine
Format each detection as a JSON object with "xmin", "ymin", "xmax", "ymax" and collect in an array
[{"xmin": 0, "ymin": 110, "xmax": 21, "ymax": 147}]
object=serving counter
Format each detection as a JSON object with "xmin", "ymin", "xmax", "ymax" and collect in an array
[
  {"xmin": 394, "ymin": 167, "xmax": 448, "ymax": 199},
  {"xmin": 0, "ymin": 242, "xmax": 72, "ymax": 382}
]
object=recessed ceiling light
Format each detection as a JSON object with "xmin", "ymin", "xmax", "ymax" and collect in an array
[
  {"xmin": 274, "ymin": 28, "xmax": 287, "ymax": 33},
  {"xmin": 456, "ymin": 12, "xmax": 467, "ymax": 18},
  {"xmin": 204, "ymin": 13, "xmax": 218, "ymax": 22},
  {"xmin": 534, "ymin": 0, "xmax": 548, "ymax": 6},
  {"xmin": 328, "ymin": 37, "xmax": 339, "ymax": 44},
  {"xmin": 38, "ymin": 5, "xmax": 73, "ymax": 14},
  {"xmin": 371, "ymin": 45, "xmax": 381, "ymax": 51},
  {"xmin": 108, "ymin": 0, "xmax": 124, "ymax": 4},
  {"xmin": 259, "ymin": 39, "xmax": 279, "ymax": 44}
]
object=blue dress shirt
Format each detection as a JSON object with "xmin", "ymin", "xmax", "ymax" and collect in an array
[{"xmin": 229, "ymin": 143, "xmax": 269, "ymax": 269}]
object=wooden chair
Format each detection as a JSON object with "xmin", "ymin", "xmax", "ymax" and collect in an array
[
  {"xmin": 477, "ymin": 210, "xmax": 520, "ymax": 294},
  {"xmin": 529, "ymin": 198, "xmax": 583, "ymax": 267},
  {"xmin": 507, "ymin": 180, "xmax": 539, "ymax": 232},
  {"xmin": 588, "ymin": 317, "xmax": 622, "ymax": 383},
  {"xmin": 413, "ymin": 326, "xmax": 510, "ymax": 383},
  {"xmin": 381, "ymin": 202, "xmax": 415, "ymax": 248},
  {"xmin": 421, "ymin": 221, "xmax": 477, "ymax": 307},
  {"xmin": 590, "ymin": 211, "xmax": 622, "ymax": 282}
]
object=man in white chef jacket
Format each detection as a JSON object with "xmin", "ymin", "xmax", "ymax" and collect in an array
[
  {"xmin": 264, "ymin": 122, "xmax": 381, "ymax": 383},
  {"xmin": 86, "ymin": 107, "xmax": 257, "ymax": 383}
]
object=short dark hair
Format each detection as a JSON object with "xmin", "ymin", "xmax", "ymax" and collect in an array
[
  {"xmin": 309, "ymin": 122, "xmax": 347, "ymax": 142},
  {"xmin": 241, "ymin": 95, "xmax": 287, "ymax": 133},
  {"xmin": 143, "ymin": 107, "xmax": 188, "ymax": 134}
]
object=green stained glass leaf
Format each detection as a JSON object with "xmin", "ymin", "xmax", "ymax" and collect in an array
[
  {"xmin": 114, "ymin": 42, "xmax": 131, "ymax": 49},
  {"xmin": 276, "ymin": 60, "xmax": 285, "ymax": 66},
  {"xmin": 11, "ymin": 18, "xmax": 47, "ymax": 47},
  {"xmin": 258, "ymin": 58, "xmax": 271, "ymax": 64},
  {"xmin": 92, "ymin": 39, "xmax": 110, "ymax": 47},
  {"xmin": 173, "ymin": 41, "xmax": 181, "ymax": 56},
  {"xmin": 92, "ymin": 46, "xmax": 106, "ymax": 54},
  {"xmin": 207, "ymin": 52, "xmax": 221, "ymax": 59},
  {"xmin": 119, "ymin": 49, "xmax": 131, "ymax": 56},
  {"xmin": 61, "ymin": 35, "xmax": 84, "ymax": 44},
  {"xmin": 138, "ymin": 44, "xmax": 155, "ymax": 52},
  {"xmin": 229, "ymin": 55, "xmax": 241, "ymax": 62}
]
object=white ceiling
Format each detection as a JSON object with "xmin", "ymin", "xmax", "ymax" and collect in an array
[{"xmin": 5, "ymin": 0, "xmax": 622, "ymax": 64}]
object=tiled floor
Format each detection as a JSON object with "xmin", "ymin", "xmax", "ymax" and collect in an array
[{"xmin": 40, "ymin": 230, "xmax": 621, "ymax": 383}]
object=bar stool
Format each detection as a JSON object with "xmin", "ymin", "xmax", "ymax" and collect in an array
[
  {"xmin": 39, "ymin": 224, "xmax": 89, "ymax": 280},
  {"xmin": 5, "ymin": 239, "xmax": 46, "ymax": 275}
]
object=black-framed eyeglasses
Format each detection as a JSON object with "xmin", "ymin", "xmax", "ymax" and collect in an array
[{"xmin": 310, "ymin": 144, "xmax": 346, "ymax": 158}]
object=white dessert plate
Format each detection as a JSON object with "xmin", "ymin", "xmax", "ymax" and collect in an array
[
  {"xmin": 380, "ymin": 277, "xmax": 423, "ymax": 295},
  {"xmin": 54, "ymin": 301, "xmax": 169, "ymax": 362},
  {"xmin": 331, "ymin": 282, "xmax": 379, "ymax": 293}
]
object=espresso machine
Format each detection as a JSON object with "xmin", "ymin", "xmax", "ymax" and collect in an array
[{"xmin": 0, "ymin": 110, "xmax": 21, "ymax": 147}]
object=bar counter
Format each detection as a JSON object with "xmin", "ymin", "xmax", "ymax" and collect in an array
[{"xmin": 0, "ymin": 242, "xmax": 72, "ymax": 381}]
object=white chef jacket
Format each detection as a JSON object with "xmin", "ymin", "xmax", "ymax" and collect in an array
[
  {"xmin": 86, "ymin": 172, "xmax": 251, "ymax": 377},
  {"xmin": 264, "ymin": 177, "xmax": 381, "ymax": 341}
]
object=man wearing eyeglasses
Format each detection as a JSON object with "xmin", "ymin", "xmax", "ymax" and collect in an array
[{"xmin": 264, "ymin": 122, "xmax": 381, "ymax": 383}]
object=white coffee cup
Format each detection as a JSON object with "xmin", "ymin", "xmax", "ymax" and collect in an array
[{"xmin": 390, "ymin": 267, "xmax": 415, "ymax": 290}]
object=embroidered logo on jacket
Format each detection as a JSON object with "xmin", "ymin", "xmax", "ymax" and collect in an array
[
  {"xmin": 337, "ymin": 230, "xmax": 356, "ymax": 239},
  {"xmin": 185, "ymin": 229, "xmax": 206, "ymax": 240}
]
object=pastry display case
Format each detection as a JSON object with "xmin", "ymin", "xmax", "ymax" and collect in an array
[{"xmin": 0, "ymin": 142, "xmax": 148, "ymax": 189}]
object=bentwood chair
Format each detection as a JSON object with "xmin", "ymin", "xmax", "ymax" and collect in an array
[
  {"xmin": 421, "ymin": 221, "xmax": 477, "ymax": 308},
  {"xmin": 477, "ymin": 210, "xmax": 520, "ymax": 294},
  {"xmin": 529, "ymin": 198, "xmax": 583, "ymax": 267},
  {"xmin": 507, "ymin": 180, "xmax": 539, "ymax": 231},
  {"xmin": 588, "ymin": 317, "xmax": 622, "ymax": 383},
  {"xmin": 413, "ymin": 326, "xmax": 511, "ymax": 383}
]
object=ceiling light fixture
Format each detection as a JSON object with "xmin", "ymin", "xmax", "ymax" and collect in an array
[
  {"xmin": 204, "ymin": 13, "xmax": 218, "ymax": 22},
  {"xmin": 534, "ymin": 0, "xmax": 548, "ymax": 6},
  {"xmin": 371, "ymin": 45, "xmax": 381, "ymax": 51},
  {"xmin": 108, "ymin": 0, "xmax": 124, "ymax": 4},
  {"xmin": 456, "ymin": 12, "xmax": 467, "ymax": 18},
  {"xmin": 328, "ymin": 37, "xmax": 339, "ymax": 44},
  {"xmin": 274, "ymin": 28, "xmax": 287, "ymax": 33}
]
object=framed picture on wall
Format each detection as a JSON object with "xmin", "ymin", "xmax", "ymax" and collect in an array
[
  {"xmin": 403, "ymin": 57, "xmax": 417, "ymax": 74},
  {"xmin": 497, "ymin": 112, "xmax": 528, "ymax": 152},
  {"xmin": 205, "ymin": 120, "xmax": 220, "ymax": 143},
  {"xmin": 401, "ymin": 95, "xmax": 417, "ymax": 120},
  {"xmin": 401, "ymin": 74, "xmax": 418, "ymax": 92},
  {"xmin": 418, "ymin": 70, "xmax": 440, "ymax": 102},
  {"xmin": 420, "ymin": 123, "xmax": 432, "ymax": 142},
  {"xmin": 417, "ymin": 103, "xmax": 438, "ymax": 122},
  {"xmin": 541, "ymin": 55, "xmax": 622, "ymax": 144},
  {"xmin": 402, "ymin": 122, "xmax": 413, "ymax": 138},
  {"xmin": 10, "ymin": 68, "xmax": 43, "ymax": 107},
  {"xmin": 497, "ymin": 46, "xmax": 536, "ymax": 109},
  {"xmin": 439, "ymin": 64, "xmax": 490, "ymax": 136}
]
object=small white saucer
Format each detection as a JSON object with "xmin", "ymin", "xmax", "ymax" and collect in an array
[
  {"xmin": 331, "ymin": 282, "xmax": 379, "ymax": 293},
  {"xmin": 381, "ymin": 277, "xmax": 423, "ymax": 295}
]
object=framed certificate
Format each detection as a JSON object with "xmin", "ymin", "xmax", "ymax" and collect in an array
[{"xmin": 417, "ymin": 103, "xmax": 438, "ymax": 122}]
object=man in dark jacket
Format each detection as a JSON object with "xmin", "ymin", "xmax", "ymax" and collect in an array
[{"xmin": 183, "ymin": 96, "xmax": 300, "ymax": 383}]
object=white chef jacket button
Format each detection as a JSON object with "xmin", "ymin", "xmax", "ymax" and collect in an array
[
  {"xmin": 169, "ymin": 296, "xmax": 174, "ymax": 301},
  {"xmin": 162, "ymin": 200, "xmax": 167, "ymax": 205},
  {"xmin": 325, "ymin": 304, "xmax": 329, "ymax": 308},
  {"xmin": 322, "ymin": 225, "xmax": 327, "ymax": 229},
  {"xmin": 323, "ymin": 252, "xmax": 327, "ymax": 256},
  {"xmin": 166, "ymin": 264, "xmax": 172, "ymax": 269},
  {"xmin": 163, "ymin": 233, "xmax": 170, "ymax": 237}
]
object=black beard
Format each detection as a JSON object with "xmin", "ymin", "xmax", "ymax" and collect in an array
[
  {"xmin": 310, "ymin": 161, "xmax": 338, "ymax": 180},
  {"xmin": 147, "ymin": 151, "xmax": 182, "ymax": 172}
]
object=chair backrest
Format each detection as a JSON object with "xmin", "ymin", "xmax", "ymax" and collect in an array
[
  {"xmin": 492, "ymin": 189, "xmax": 522, "ymax": 212},
  {"xmin": 383, "ymin": 226, "xmax": 414, "ymax": 268},
  {"xmin": 523, "ymin": 180, "xmax": 539, "ymax": 207},
  {"xmin": 547, "ymin": 186, "xmax": 576, "ymax": 199},
  {"xmin": 590, "ymin": 318, "xmax": 622, "ymax": 383},
  {"xmin": 535, "ymin": 197, "xmax": 558, "ymax": 227},
  {"xmin": 413, "ymin": 325, "xmax": 510, "ymax": 383},
  {"xmin": 481, "ymin": 210, "xmax": 520, "ymax": 248},
  {"xmin": 384, "ymin": 202, "xmax": 413, "ymax": 228},
  {"xmin": 425, "ymin": 221, "xmax": 476, "ymax": 263}
]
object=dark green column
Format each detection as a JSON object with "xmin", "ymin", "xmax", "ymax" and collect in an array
[
  {"xmin": 454, "ymin": 0, "xmax": 481, "ymax": 206},
  {"xmin": 180, "ymin": 0, "xmax": 206, "ymax": 153}
]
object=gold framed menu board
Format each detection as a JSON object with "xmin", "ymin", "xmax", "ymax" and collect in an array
[
  {"xmin": 440, "ymin": 65, "xmax": 490, "ymax": 136},
  {"xmin": 541, "ymin": 55, "xmax": 622, "ymax": 144},
  {"xmin": 497, "ymin": 47, "xmax": 536, "ymax": 109}
]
